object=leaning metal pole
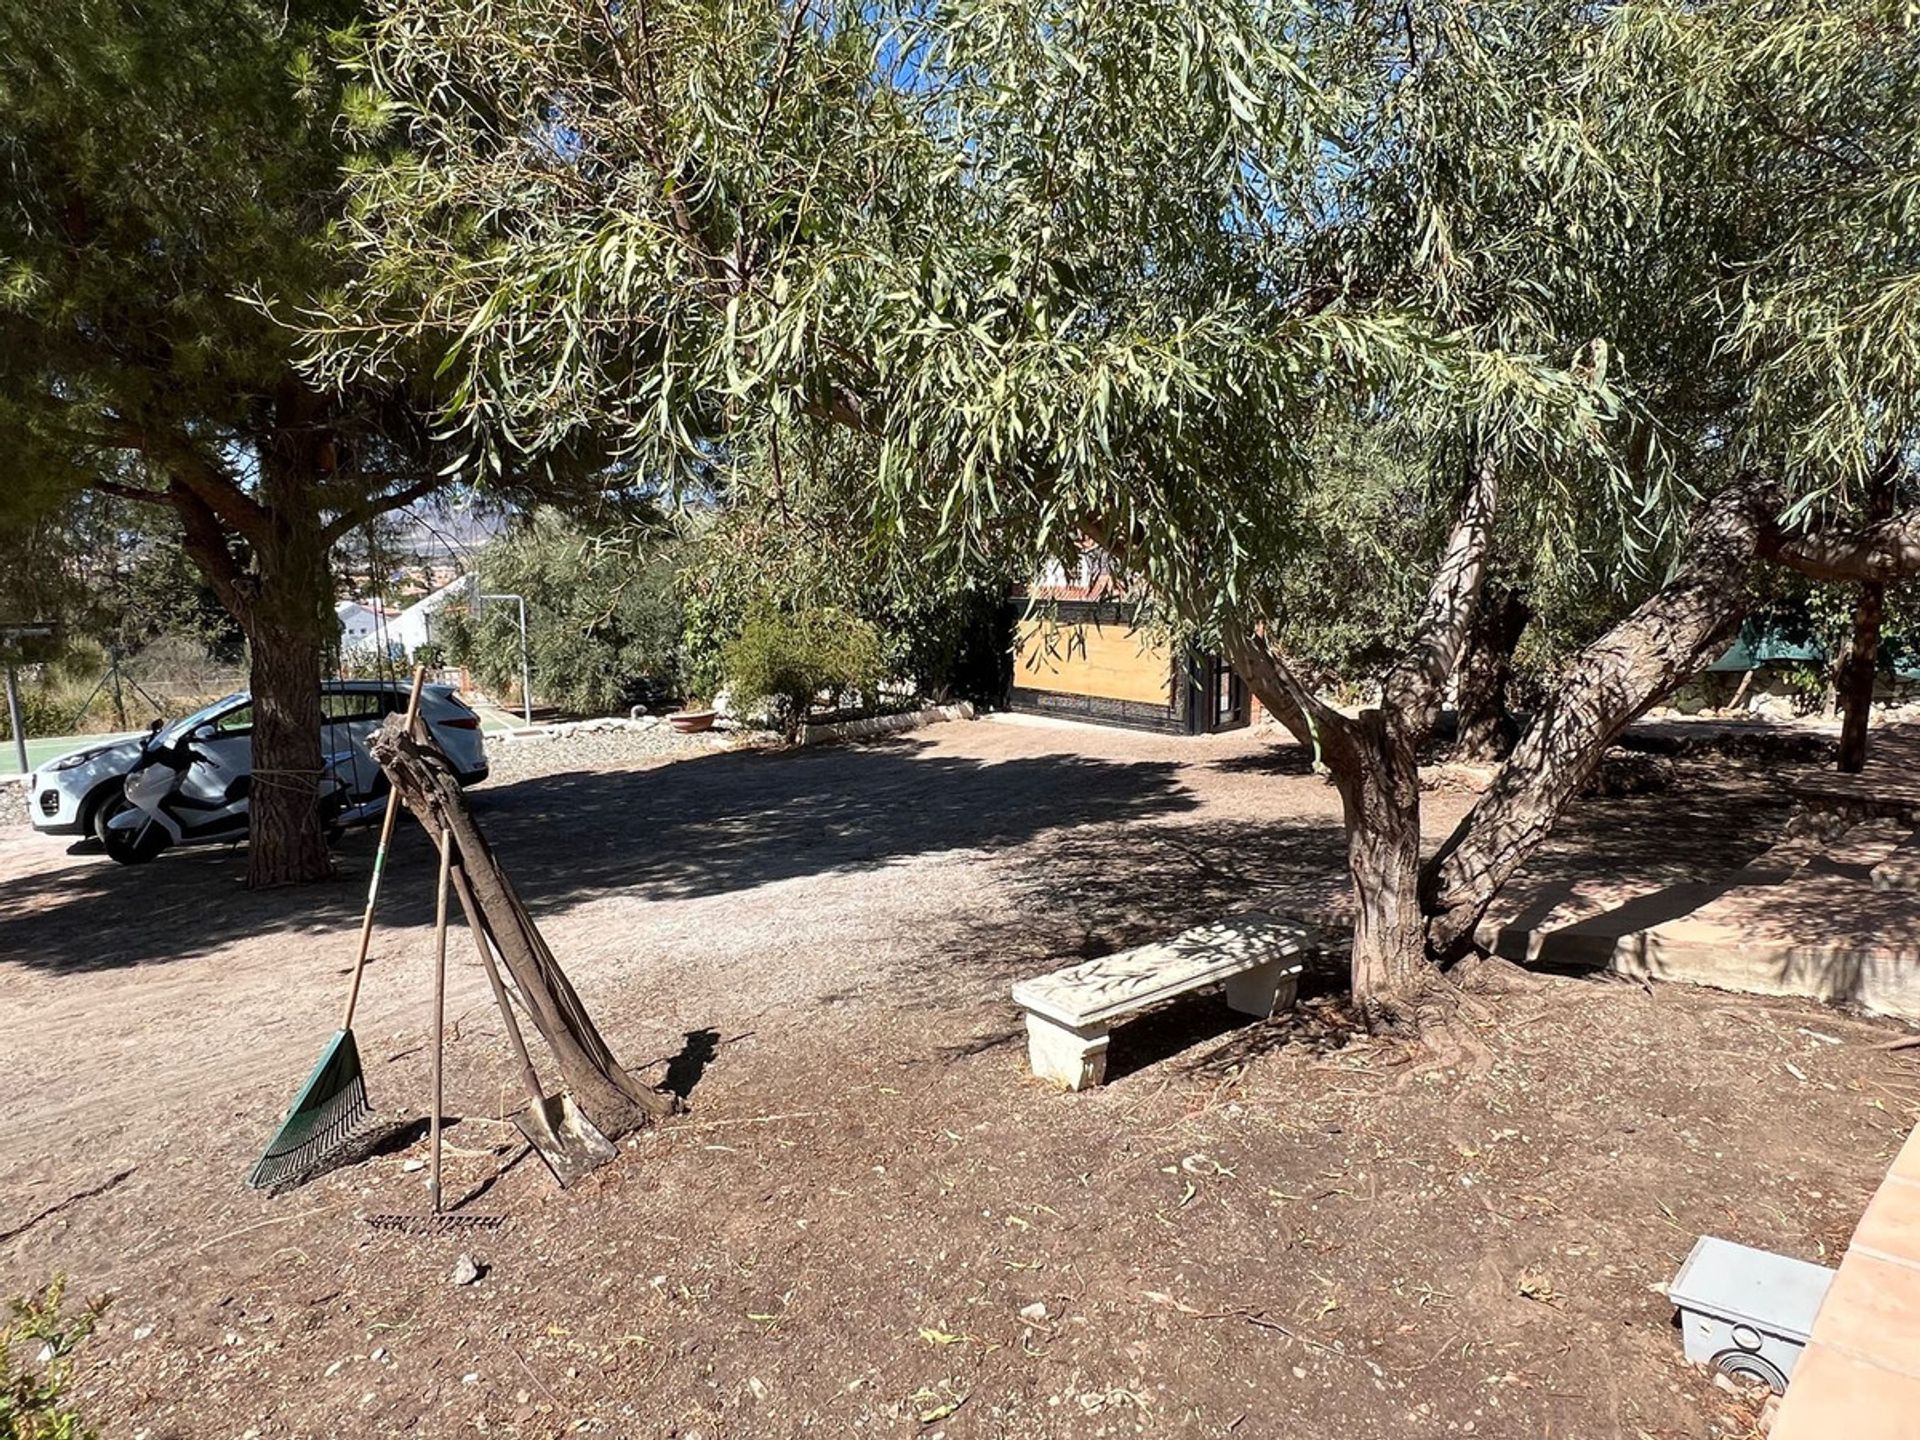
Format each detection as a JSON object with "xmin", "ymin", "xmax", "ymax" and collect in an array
[{"xmin": 5, "ymin": 664, "xmax": 26, "ymax": 776}]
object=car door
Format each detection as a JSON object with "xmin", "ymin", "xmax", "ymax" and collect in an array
[
  {"xmin": 321, "ymin": 688, "xmax": 387, "ymax": 799},
  {"xmin": 316, "ymin": 691, "xmax": 368, "ymax": 802}
]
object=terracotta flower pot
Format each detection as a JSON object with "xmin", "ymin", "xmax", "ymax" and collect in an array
[{"xmin": 668, "ymin": 708, "xmax": 716, "ymax": 734}]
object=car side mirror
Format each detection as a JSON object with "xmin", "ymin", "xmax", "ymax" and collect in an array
[{"xmin": 147, "ymin": 717, "xmax": 164, "ymax": 736}]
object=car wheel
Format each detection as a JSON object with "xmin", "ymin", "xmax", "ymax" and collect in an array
[
  {"xmin": 97, "ymin": 791, "xmax": 170, "ymax": 865},
  {"xmin": 84, "ymin": 780, "xmax": 126, "ymax": 849}
]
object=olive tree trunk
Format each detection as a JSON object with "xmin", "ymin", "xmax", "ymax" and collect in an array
[
  {"xmin": 1420, "ymin": 487, "xmax": 1765, "ymax": 956},
  {"xmin": 1224, "ymin": 450, "xmax": 1500, "ymax": 1024},
  {"xmin": 1326, "ymin": 713, "xmax": 1431, "ymax": 1025},
  {"xmin": 1835, "ymin": 580, "xmax": 1885, "ymax": 774}
]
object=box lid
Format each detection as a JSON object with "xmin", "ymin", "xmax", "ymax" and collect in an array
[{"xmin": 1669, "ymin": 1235, "xmax": 1835, "ymax": 1341}]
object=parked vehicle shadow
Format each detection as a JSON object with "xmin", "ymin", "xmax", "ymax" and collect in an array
[{"xmin": 0, "ymin": 737, "xmax": 1198, "ymax": 972}]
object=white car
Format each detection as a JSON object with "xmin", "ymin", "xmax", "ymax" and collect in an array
[{"xmin": 29, "ymin": 680, "xmax": 490, "ymax": 844}]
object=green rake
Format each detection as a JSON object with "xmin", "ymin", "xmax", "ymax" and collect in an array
[{"xmin": 247, "ymin": 669, "xmax": 425, "ymax": 1190}]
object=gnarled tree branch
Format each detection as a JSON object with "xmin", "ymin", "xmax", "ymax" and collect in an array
[
  {"xmin": 1421, "ymin": 481, "xmax": 1769, "ymax": 956},
  {"xmin": 1380, "ymin": 448, "xmax": 1500, "ymax": 742},
  {"xmin": 1765, "ymin": 499, "xmax": 1920, "ymax": 583}
]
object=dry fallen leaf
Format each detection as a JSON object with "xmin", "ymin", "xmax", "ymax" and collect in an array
[
  {"xmin": 918, "ymin": 1392, "xmax": 968, "ymax": 1423},
  {"xmin": 1517, "ymin": 1269, "xmax": 1563, "ymax": 1305}
]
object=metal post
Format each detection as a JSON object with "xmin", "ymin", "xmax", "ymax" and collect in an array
[
  {"xmin": 5, "ymin": 663, "xmax": 26, "ymax": 776},
  {"xmin": 516, "ymin": 596, "xmax": 531, "ymax": 726}
]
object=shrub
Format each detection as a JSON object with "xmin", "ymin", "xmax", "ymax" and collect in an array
[
  {"xmin": 442, "ymin": 511, "xmax": 682, "ymax": 716},
  {"xmin": 722, "ymin": 605, "xmax": 884, "ymax": 739},
  {"xmin": 2, "ymin": 1277, "xmax": 107, "ymax": 1440},
  {"xmin": 0, "ymin": 683, "xmax": 79, "ymax": 743},
  {"xmin": 337, "ymin": 641, "xmax": 408, "ymax": 680},
  {"xmin": 409, "ymin": 641, "xmax": 447, "ymax": 670},
  {"xmin": 675, "ymin": 504, "xmax": 1012, "ymax": 711}
]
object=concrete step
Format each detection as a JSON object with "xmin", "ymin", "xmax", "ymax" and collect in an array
[
  {"xmin": 1480, "ymin": 869, "xmax": 1920, "ymax": 1019},
  {"xmin": 1737, "ymin": 834, "xmax": 1833, "ymax": 883},
  {"xmin": 1872, "ymin": 828, "xmax": 1920, "ymax": 893},
  {"xmin": 1802, "ymin": 818, "xmax": 1920, "ymax": 880}
]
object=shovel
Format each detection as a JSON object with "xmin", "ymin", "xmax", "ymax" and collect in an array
[{"xmin": 448, "ymin": 854, "xmax": 617, "ymax": 1187}]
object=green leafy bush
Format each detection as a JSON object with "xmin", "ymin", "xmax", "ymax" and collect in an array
[
  {"xmin": 676, "ymin": 502, "xmax": 1010, "ymax": 711},
  {"xmin": 0, "ymin": 683, "xmax": 80, "ymax": 743},
  {"xmin": 441, "ymin": 510, "xmax": 682, "ymax": 716},
  {"xmin": 722, "ymin": 605, "xmax": 884, "ymax": 739},
  {"xmin": 410, "ymin": 641, "xmax": 447, "ymax": 669},
  {"xmin": 336, "ymin": 641, "xmax": 407, "ymax": 681},
  {"xmin": 2, "ymin": 1277, "xmax": 107, "ymax": 1440}
]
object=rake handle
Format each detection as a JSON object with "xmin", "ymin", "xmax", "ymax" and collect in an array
[{"xmin": 339, "ymin": 665, "xmax": 429, "ymax": 1033}]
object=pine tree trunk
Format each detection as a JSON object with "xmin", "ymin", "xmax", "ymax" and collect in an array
[
  {"xmin": 242, "ymin": 399, "xmax": 341, "ymax": 888},
  {"xmin": 1836, "ymin": 580, "xmax": 1884, "ymax": 773},
  {"xmin": 239, "ymin": 504, "xmax": 335, "ymax": 888},
  {"xmin": 243, "ymin": 615, "xmax": 332, "ymax": 888}
]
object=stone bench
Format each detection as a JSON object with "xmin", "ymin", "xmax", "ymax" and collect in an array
[{"xmin": 1010, "ymin": 913, "xmax": 1308, "ymax": 1089}]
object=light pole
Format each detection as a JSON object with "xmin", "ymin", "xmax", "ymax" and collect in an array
[
  {"xmin": 4, "ymin": 664, "xmax": 25, "ymax": 776},
  {"xmin": 1, "ymin": 622, "xmax": 57, "ymax": 776},
  {"xmin": 480, "ymin": 591, "xmax": 532, "ymax": 725}
]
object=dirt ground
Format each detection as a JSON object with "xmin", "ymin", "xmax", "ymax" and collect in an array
[{"xmin": 2, "ymin": 714, "xmax": 1915, "ymax": 1440}]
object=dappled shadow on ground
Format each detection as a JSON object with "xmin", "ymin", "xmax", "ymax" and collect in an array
[
  {"xmin": 0, "ymin": 738, "xmax": 1196, "ymax": 973},
  {"xmin": 932, "ymin": 753, "xmax": 1804, "ymax": 1027},
  {"xmin": 1203, "ymin": 746, "xmax": 1317, "ymax": 778},
  {"xmin": 930, "ymin": 812, "xmax": 1353, "ymax": 1012}
]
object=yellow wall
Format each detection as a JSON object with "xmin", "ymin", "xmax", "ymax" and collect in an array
[{"xmin": 1014, "ymin": 617, "xmax": 1174, "ymax": 706}]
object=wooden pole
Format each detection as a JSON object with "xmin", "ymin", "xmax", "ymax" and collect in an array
[
  {"xmin": 368, "ymin": 715, "xmax": 677, "ymax": 1140},
  {"xmin": 340, "ymin": 667, "xmax": 428, "ymax": 1032},
  {"xmin": 428, "ymin": 828, "xmax": 453, "ymax": 1215}
]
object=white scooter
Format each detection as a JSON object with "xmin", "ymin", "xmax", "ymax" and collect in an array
[{"xmin": 100, "ymin": 719, "xmax": 358, "ymax": 865}]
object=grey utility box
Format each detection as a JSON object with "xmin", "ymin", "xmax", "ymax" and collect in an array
[{"xmin": 1668, "ymin": 1235, "xmax": 1835, "ymax": 1393}]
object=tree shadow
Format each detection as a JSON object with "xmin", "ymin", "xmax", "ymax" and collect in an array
[
  {"xmin": 917, "ymin": 811, "xmax": 1354, "ymax": 1020},
  {"xmin": 0, "ymin": 737, "xmax": 1198, "ymax": 973}
]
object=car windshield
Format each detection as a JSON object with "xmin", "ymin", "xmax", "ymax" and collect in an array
[{"xmin": 155, "ymin": 693, "xmax": 246, "ymax": 746}]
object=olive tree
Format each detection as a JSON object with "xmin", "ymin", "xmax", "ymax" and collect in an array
[{"xmin": 311, "ymin": 0, "xmax": 1920, "ymax": 1025}]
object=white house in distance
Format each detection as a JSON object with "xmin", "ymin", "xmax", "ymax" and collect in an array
[
  {"xmin": 335, "ymin": 598, "xmax": 397, "ymax": 651},
  {"xmin": 336, "ymin": 576, "xmax": 474, "ymax": 659}
]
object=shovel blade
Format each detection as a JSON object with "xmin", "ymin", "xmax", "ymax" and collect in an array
[{"xmin": 514, "ymin": 1092, "xmax": 617, "ymax": 1189}]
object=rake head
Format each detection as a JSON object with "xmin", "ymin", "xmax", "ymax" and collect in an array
[
  {"xmin": 364, "ymin": 1211, "xmax": 506, "ymax": 1236},
  {"xmin": 248, "ymin": 1029, "xmax": 375, "ymax": 1190}
]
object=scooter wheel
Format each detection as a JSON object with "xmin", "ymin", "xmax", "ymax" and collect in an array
[{"xmin": 98, "ymin": 792, "xmax": 172, "ymax": 865}]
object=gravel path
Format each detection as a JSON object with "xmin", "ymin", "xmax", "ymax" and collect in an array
[{"xmin": 479, "ymin": 717, "xmax": 756, "ymax": 785}]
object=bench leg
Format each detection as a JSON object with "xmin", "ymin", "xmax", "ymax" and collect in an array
[
  {"xmin": 1223, "ymin": 962, "xmax": 1299, "ymax": 1019},
  {"xmin": 1022, "ymin": 1011, "xmax": 1110, "ymax": 1090}
]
